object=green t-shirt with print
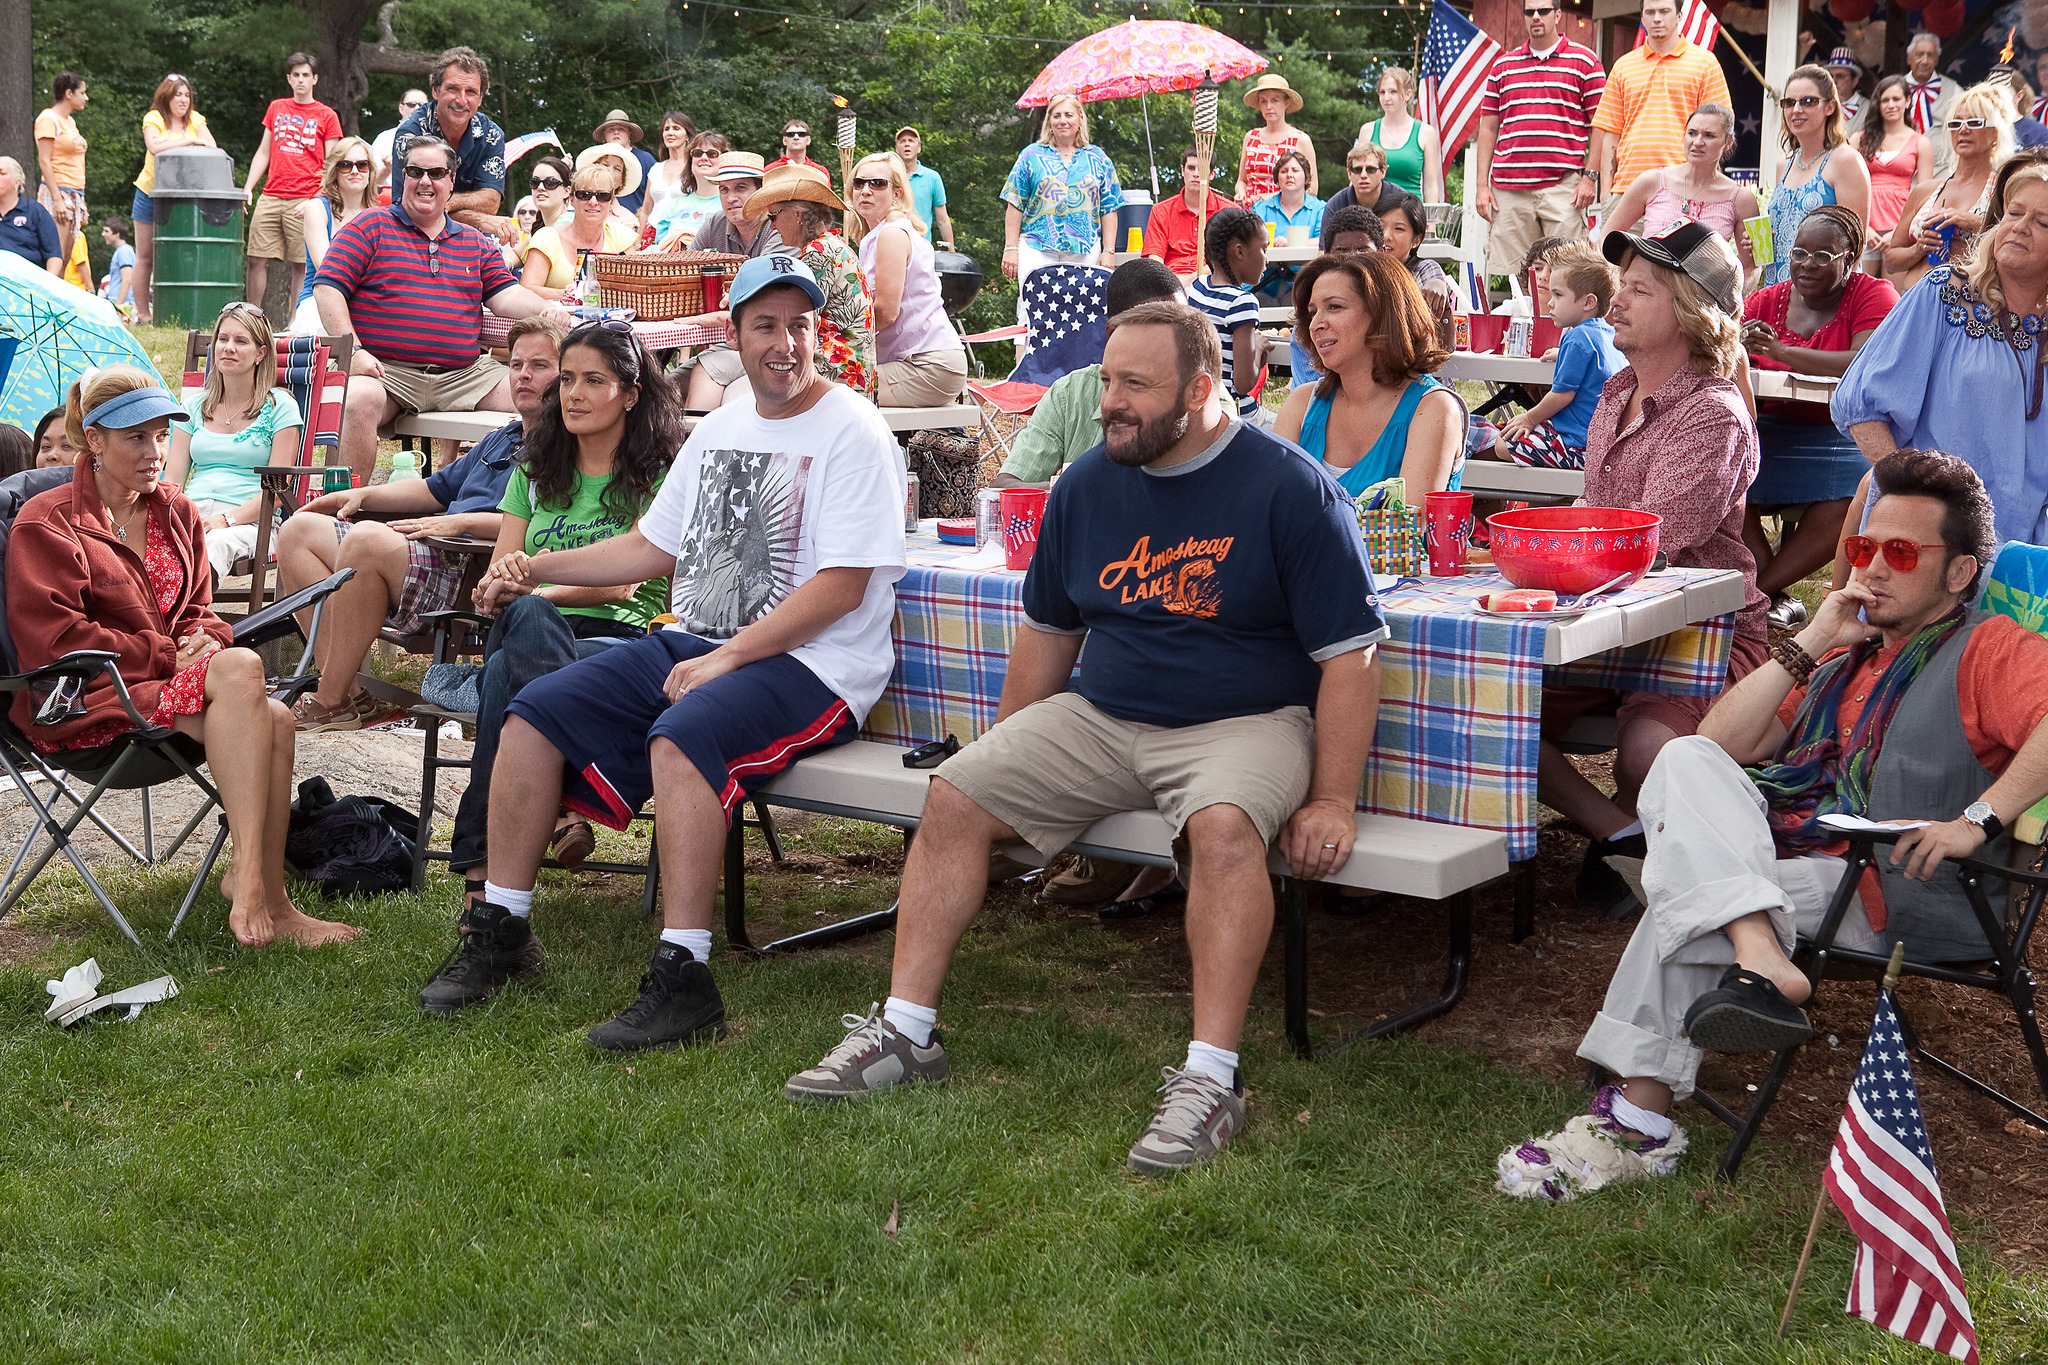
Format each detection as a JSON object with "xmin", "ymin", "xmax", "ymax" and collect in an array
[{"xmin": 498, "ymin": 466, "xmax": 668, "ymax": 629}]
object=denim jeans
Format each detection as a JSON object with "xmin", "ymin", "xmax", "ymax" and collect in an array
[{"xmin": 448, "ymin": 594, "xmax": 639, "ymax": 872}]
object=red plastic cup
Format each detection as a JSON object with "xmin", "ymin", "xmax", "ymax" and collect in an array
[
  {"xmin": 998, "ymin": 487, "xmax": 1049, "ymax": 571},
  {"xmin": 1425, "ymin": 490, "xmax": 1474, "ymax": 577}
]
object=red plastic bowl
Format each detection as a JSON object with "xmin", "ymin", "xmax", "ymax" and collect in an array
[
  {"xmin": 1485, "ymin": 506, "xmax": 1662, "ymax": 595},
  {"xmin": 1465, "ymin": 313, "xmax": 1509, "ymax": 353}
]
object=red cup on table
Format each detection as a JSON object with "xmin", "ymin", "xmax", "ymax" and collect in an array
[
  {"xmin": 998, "ymin": 487, "xmax": 1049, "ymax": 571},
  {"xmin": 1425, "ymin": 490, "xmax": 1474, "ymax": 577}
]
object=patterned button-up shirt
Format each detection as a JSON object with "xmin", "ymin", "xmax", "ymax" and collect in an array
[
  {"xmin": 1584, "ymin": 359, "xmax": 1767, "ymax": 642},
  {"xmin": 391, "ymin": 103, "xmax": 508, "ymax": 204}
]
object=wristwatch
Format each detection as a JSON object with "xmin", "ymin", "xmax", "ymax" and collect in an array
[{"xmin": 1963, "ymin": 800, "xmax": 2005, "ymax": 842}]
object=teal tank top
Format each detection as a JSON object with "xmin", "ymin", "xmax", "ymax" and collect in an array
[{"xmin": 1299, "ymin": 375, "xmax": 1461, "ymax": 495}]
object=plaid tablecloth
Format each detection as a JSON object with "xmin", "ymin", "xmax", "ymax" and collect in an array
[{"xmin": 865, "ymin": 532, "xmax": 1737, "ymax": 862}]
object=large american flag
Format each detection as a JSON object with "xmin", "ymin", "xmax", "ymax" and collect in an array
[
  {"xmin": 1635, "ymin": 0, "xmax": 1723, "ymax": 51},
  {"xmin": 1009, "ymin": 262, "xmax": 1110, "ymax": 387},
  {"xmin": 1823, "ymin": 991, "xmax": 1979, "ymax": 1363},
  {"xmin": 1419, "ymin": 0, "xmax": 1503, "ymax": 161}
]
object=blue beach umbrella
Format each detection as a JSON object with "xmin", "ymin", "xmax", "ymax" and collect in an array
[{"xmin": 0, "ymin": 251, "xmax": 157, "ymax": 430}]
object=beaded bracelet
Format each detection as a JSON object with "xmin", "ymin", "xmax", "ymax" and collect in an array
[{"xmin": 1771, "ymin": 637, "xmax": 1816, "ymax": 685}]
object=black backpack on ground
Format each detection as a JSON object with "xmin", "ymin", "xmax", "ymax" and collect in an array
[{"xmin": 285, "ymin": 777, "xmax": 419, "ymax": 898}]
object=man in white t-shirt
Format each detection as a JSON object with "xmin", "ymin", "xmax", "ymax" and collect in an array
[
  {"xmin": 416, "ymin": 254, "xmax": 909, "ymax": 1048},
  {"xmin": 370, "ymin": 88, "xmax": 429, "ymax": 190}
]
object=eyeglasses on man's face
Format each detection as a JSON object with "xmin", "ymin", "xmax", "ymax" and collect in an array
[
  {"xmin": 1523, "ymin": 5, "xmax": 1556, "ymax": 15},
  {"xmin": 403, "ymin": 164, "xmax": 453, "ymax": 181},
  {"xmin": 784, "ymin": 129, "xmax": 810, "ymax": 140},
  {"xmin": 1843, "ymin": 536, "xmax": 1948, "ymax": 572}
]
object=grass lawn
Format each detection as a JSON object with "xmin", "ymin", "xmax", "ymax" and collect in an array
[{"xmin": 4, "ymin": 820, "xmax": 2046, "ymax": 1365}]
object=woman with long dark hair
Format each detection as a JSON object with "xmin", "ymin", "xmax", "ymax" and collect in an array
[
  {"xmin": 442, "ymin": 323, "xmax": 682, "ymax": 909},
  {"xmin": 1858, "ymin": 75, "xmax": 1932, "ymax": 270}
]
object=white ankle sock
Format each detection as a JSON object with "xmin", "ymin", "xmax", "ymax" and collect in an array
[
  {"xmin": 658, "ymin": 927, "xmax": 713, "ymax": 961},
  {"xmin": 1608, "ymin": 820, "xmax": 1644, "ymax": 842},
  {"xmin": 1608, "ymin": 1090, "xmax": 1673, "ymax": 1140},
  {"xmin": 883, "ymin": 997, "xmax": 937, "ymax": 1047},
  {"xmin": 484, "ymin": 882, "xmax": 533, "ymax": 917},
  {"xmin": 1184, "ymin": 1040, "xmax": 1239, "ymax": 1087}
]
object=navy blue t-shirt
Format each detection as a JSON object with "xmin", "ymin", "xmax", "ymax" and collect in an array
[
  {"xmin": 1022, "ymin": 421, "xmax": 1388, "ymax": 728},
  {"xmin": 0, "ymin": 199, "xmax": 61, "ymax": 270},
  {"xmin": 423, "ymin": 418, "xmax": 523, "ymax": 513}
]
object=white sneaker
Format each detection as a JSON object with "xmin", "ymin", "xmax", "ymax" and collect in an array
[{"xmin": 1495, "ymin": 1086, "xmax": 1687, "ymax": 1202}]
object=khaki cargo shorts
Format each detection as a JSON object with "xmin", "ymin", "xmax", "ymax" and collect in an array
[
  {"xmin": 373, "ymin": 356, "xmax": 509, "ymax": 425},
  {"xmin": 936, "ymin": 691, "xmax": 1317, "ymax": 873},
  {"xmin": 247, "ymin": 192, "xmax": 310, "ymax": 261}
]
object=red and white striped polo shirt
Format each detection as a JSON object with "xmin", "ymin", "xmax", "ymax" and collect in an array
[{"xmin": 1478, "ymin": 40, "xmax": 1608, "ymax": 189}]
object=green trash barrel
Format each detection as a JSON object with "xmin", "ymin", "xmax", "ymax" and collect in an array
[{"xmin": 152, "ymin": 147, "xmax": 246, "ymax": 329}]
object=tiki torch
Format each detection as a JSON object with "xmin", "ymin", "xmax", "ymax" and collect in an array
[{"xmin": 1191, "ymin": 71, "xmax": 1220, "ymax": 276}]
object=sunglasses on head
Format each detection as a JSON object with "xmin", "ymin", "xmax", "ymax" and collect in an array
[
  {"xmin": 1947, "ymin": 117, "xmax": 1990, "ymax": 130},
  {"xmin": 851, "ymin": 176, "xmax": 890, "ymax": 189},
  {"xmin": 530, "ymin": 175, "xmax": 564, "ymax": 190},
  {"xmin": 336, "ymin": 158, "xmax": 371, "ymax": 172},
  {"xmin": 1843, "ymin": 536, "xmax": 1947, "ymax": 572},
  {"xmin": 1779, "ymin": 94, "xmax": 1827, "ymax": 111},
  {"xmin": 573, "ymin": 189, "xmax": 615, "ymax": 203},
  {"xmin": 403, "ymin": 164, "xmax": 452, "ymax": 181}
]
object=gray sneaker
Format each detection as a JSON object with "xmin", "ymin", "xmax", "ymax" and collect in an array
[
  {"xmin": 1126, "ymin": 1065, "xmax": 1246, "ymax": 1175},
  {"xmin": 784, "ymin": 1004, "xmax": 949, "ymax": 1102}
]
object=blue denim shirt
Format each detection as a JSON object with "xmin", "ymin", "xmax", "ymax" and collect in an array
[{"xmin": 423, "ymin": 418, "xmax": 523, "ymax": 514}]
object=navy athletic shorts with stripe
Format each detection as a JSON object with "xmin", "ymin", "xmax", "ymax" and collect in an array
[{"xmin": 505, "ymin": 630, "xmax": 857, "ymax": 828}]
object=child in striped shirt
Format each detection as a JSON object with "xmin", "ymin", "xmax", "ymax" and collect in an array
[{"xmin": 1185, "ymin": 207, "xmax": 1268, "ymax": 421}]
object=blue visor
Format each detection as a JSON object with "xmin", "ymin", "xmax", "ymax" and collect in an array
[{"xmin": 82, "ymin": 387, "xmax": 187, "ymax": 431}]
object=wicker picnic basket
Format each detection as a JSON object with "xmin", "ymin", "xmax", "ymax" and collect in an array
[{"xmin": 591, "ymin": 250, "xmax": 745, "ymax": 321}]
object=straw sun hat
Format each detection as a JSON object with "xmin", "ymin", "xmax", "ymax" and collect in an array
[
  {"xmin": 1242, "ymin": 73, "xmax": 1303, "ymax": 113},
  {"xmin": 592, "ymin": 109, "xmax": 644, "ymax": 143},
  {"xmin": 741, "ymin": 162, "xmax": 847, "ymax": 221}
]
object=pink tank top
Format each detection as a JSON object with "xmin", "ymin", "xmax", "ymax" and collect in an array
[
  {"xmin": 1866, "ymin": 140, "xmax": 1920, "ymax": 233},
  {"xmin": 1642, "ymin": 174, "xmax": 1741, "ymax": 241}
]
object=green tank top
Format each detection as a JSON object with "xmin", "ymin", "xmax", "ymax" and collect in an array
[{"xmin": 1368, "ymin": 118, "xmax": 1427, "ymax": 199}]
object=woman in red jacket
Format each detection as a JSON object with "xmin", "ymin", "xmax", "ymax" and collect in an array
[{"xmin": 7, "ymin": 366, "xmax": 357, "ymax": 948}]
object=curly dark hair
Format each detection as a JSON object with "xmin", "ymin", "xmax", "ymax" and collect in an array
[
  {"xmin": 1871, "ymin": 448, "xmax": 1997, "ymax": 597},
  {"xmin": 522, "ymin": 324, "xmax": 680, "ymax": 525}
]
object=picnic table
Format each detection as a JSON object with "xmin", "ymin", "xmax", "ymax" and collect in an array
[
  {"xmin": 866, "ymin": 526, "xmax": 1743, "ymax": 868},
  {"xmin": 477, "ymin": 314, "xmax": 725, "ymax": 350},
  {"xmin": 1439, "ymin": 350, "xmax": 1841, "ymax": 405}
]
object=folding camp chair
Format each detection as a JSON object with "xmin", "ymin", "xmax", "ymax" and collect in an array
[
  {"xmin": 962, "ymin": 378, "xmax": 1049, "ymax": 466},
  {"xmin": 0, "ymin": 468, "xmax": 355, "ymax": 944}
]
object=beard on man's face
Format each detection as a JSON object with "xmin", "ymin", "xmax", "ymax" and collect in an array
[{"xmin": 1102, "ymin": 400, "xmax": 1191, "ymax": 467}]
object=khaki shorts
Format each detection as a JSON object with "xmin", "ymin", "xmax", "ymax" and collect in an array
[
  {"xmin": 1486, "ymin": 179, "xmax": 1588, "ymax": 277},
  {"xmin": 373, "ymin": 356, "xmax": 508, "ymax": 422},
  {"xmin": 247, "ymin": 193, "xmax": 311, "ymax": 261},
  {"xmin": 937, "ymin": 691, "xmax": 1317, "ymax": 872},
  {"xmin": 693, "ymin": 344, "xmax": 745, "ymax": 387},
  {"xmin": 877, "ymin": 348, "xmax": 969, "ymax": 408}
]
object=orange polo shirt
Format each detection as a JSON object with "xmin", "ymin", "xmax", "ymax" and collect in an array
[{"xmin": 1591, "ymin": 38, "xmax": 1732, "ymax": 198}]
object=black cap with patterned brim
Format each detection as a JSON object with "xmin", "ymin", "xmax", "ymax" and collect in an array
[{"xmin": 1601, "ymin": 220, "xmax": 1741, "ymax": 317}]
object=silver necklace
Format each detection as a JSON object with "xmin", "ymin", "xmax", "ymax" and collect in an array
[{"xmin": 110, "ymin": 502, "xmax": 144, "ymax": 543}]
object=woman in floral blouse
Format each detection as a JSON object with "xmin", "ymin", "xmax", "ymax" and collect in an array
[{"xmin": 743, "ymin": 165, "xmax": 874, "ymax": 396}]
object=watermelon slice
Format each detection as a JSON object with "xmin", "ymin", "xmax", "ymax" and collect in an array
[{"xmin": 1486, "ymin": 589, "xmax": 1558, "ymax": 613}]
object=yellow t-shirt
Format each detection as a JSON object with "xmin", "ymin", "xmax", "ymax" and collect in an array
[
  {"xmin": 135, "ymin": 109, "xmax": 210, "ymax": 195},
  {"xmin": 522, "ymin": 219, "xmax": 638, "ymax": 291},
  {"xmin": 34, "ymin": 109, "xmax": 87, "ymax": 190}
]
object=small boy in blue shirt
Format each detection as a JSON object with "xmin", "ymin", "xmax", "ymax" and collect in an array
[{"xmin": 1490, "ymin": 243, "xmax": 1623, "ymax": 470}]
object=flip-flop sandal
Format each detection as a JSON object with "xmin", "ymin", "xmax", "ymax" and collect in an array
[
  {"xmin": 1682, "ymin": 966, "xmax": 1814, "ymax": 1054},
  {"xmin": 549, "ymin": 819, "xmax": 596, "ymax": 871}
]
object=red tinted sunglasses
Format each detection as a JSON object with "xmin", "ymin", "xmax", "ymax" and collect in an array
[{"xmin": 1842, "ymin": 536, "xmax": 1946, "ymax": 572}]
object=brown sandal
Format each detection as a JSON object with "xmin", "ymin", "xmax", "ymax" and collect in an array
[
  {"xmin": 291, "ymin": 690, "xmax": 366, "ymax": 733},
  {"xmin": 548, "ymin": 818, "xmax": 595, "ymax": 871}
]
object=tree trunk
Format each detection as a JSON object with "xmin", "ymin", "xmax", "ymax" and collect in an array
[
  {"xmin": 295, "ymin": 0, "xmax": 437, "ymax": 136},
  {"xmin": 0, "ymin": 0, "xmax": 35, "ymax": 190}
]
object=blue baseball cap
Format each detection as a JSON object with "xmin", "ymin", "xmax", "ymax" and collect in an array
[
  {"xmin": 82, "ymin": 385, "xmax": 186, "ymax": 430},
  {"xmin": 728, "ymin": 254, "xmax": 826, "ymax": 313}
]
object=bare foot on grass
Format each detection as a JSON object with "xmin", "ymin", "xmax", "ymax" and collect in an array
[
  {"xmin": 270, "ymin": 905, "xmax": 361, "ymax": 947},
  {"xmin": 228, "ymin": 897, "xmax": 276, "ymax": 948}
]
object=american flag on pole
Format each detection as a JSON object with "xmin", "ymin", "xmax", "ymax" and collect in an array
[
  {"xmin": 1635, "ymin": 0, "xmax": 1723, "ymax": 50},
  {"xmin": 1823, "ymin": 991, "xmax": 1979, "ymax": 1363},
  {"xmin": 1418, "ymin": 0, "xmax": 1503, "ymax": 161}
]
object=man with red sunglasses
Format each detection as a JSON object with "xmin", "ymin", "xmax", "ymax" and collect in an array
[{"xmin": 1498, "ymin": 450, "xmax": 2048, "ymax": 1203}]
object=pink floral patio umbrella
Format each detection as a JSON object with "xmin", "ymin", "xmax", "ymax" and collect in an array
[
  {"xmin": 1017, "ymin": 18, "xmax": 1266, "ymax": 107},
  {"xmin": 1017, "ymin": 18, "xmax": 1267, "ymax": 196}
]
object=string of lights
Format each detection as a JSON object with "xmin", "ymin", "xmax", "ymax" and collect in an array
[{"xmin": 681, "ymin": 0, "xmax": 1422, "ymax": 58}]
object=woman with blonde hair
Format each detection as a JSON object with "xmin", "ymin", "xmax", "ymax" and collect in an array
[
  {"xmin": 1273, "ymin": 250, "xmax": 1466, "ymax": 497},
  {"xmin": 1884, "ymin": 81, "xmax": 2014, "ymax": 292},
  {"xmin": 1837, "ymin": 149, "xmax": 2048, "ymax": 549},
  {"xmin": 290, "ymin": 136, "xmax": 375, "ymax": 334},
  {"xmin": 1358, "ymin": 66, "xmax": 1443, "ymax": 202},
  {"xmin": 5, "ymin": 366, "xmax": 356, "ymax": 948},
  {"xmin": 1763, "ymin": 64, "xmax": 1871, "ymax": 285},
  {"xmin": 850, "ymin": 151, "xmax": 968, "ymax": 406},
  {"xmin": 168, "ymin": 301, "xmax": 304, "ymax": 580},
  {"xmin": 999, "ymin": 92, "xmax": 1123, "ymax": 333},
  {"xmin": 522, "ymin": 160, "xmax": 638, "ymax": 299},
  {"xmin": 131, "ymin": 73, "xmax": 216, "ymax": 325}
]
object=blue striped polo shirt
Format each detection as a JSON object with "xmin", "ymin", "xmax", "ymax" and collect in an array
[{"xmin": 312, "ymin": 202, "xmax": 517, "ymax": 369}]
